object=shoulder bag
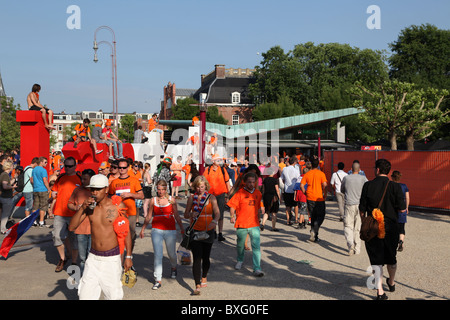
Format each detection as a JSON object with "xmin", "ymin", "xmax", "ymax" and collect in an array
[
  {"xmin": 180, "ymin": 193, "xmax": 212, "ymax": 250},
  {"xmin": 360, "ymin": 181, "xmax": 389, "ymax": 242}
]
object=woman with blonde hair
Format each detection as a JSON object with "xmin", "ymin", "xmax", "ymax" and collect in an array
[
  {"xmin": 139, "ymin": 179, "xmax": 184, "ymax": 290},
  {"xmin": 184, "ymin": 175, "xmax": 220, "ymax": 295},
  {"xmin": 0, "ymin": 160, "xmax": 15, "ymax": 234}
]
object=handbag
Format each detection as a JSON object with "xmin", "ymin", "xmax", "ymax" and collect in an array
[
  {"xmin": 360, "ymin": 181, "xmax": 389, "ymax": 242},
  {"xmin": 180, "ymin": 193, "xmax": 212, "ymax": 250}
]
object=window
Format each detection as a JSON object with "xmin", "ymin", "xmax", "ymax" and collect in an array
[
  {"xmin": 232, "ymin": 114, "xmax": 239, "ymax": 125},
  {"xmin": 232, "ymin": 92, "xmax": 240, "ymax": 104},
  {"xmin": 58, "ymin": 125, "xmax": 63, "ymax": 131}
]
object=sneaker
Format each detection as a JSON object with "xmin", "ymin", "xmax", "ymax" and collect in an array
[
  {"xmin": 55, "ymin": 259, "xmax": 67, "ymax": 272},
  {"xmin": 253, "ymin": 270, "xmax": 264, "ymax": 277},
  {"xmin": 218, "ymin": 233, "xmax": 225, "ymax": 242},
  {"xmin": 235, "ymin": 261, "xmax": 243, "ymax": 270},
  {"xmin": 308, "ymin": 231, "xmax": 316, "ymax": 242},
  {"xmin": 170, "ymin": 268, "xmax": 177, "ymax": 279},
  {"xmin": 95, "ymin": 150, "xmax": 103, "ymax": 154},
  {"xmin": 152, "ymin": 281, "xmax": 162, "ymax": 290}
]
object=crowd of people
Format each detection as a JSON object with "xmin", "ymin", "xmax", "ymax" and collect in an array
[{"xmin": 0, "ymin": 145, "xmax": 410, "ymax": 300}]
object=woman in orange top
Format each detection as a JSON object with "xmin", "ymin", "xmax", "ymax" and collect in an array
[
  {"xmin": 170, "ymin": 156, "xmax": 183, "ymax": 198},
  {"xmin": 184, "ymin": 176, "xmax": 220, "ymax": 295}
]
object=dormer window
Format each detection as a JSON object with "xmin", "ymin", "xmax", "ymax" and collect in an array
[{"xmin": 232, "ymin": 92, "xmax": 240, "ymax": 104}]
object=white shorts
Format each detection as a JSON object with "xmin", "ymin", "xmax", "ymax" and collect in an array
[{"xmin": 78, "ymin": 250, "xmax": 123, "ymax": 300}]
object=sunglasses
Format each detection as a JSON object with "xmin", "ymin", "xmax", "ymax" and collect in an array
[
  {"xmin": 110, "ymin": 166, "xmax": 118, "ymax": 169},
  {"xmin": 118, "ymin": 166, "xmax": 128, "ymax": 169},
  {"xmin": 65, "ymin": 164, "xmax": 75, "ymax": 168}
]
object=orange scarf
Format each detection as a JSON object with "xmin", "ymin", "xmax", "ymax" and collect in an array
[{"xmin": 372, "ymin": 208, "xmax": 385, "ymax": 239}]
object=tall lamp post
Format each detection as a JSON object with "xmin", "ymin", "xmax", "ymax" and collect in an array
[{"xmin": 93, "ymin": 26, "xmax": 118, "ymax": 136}]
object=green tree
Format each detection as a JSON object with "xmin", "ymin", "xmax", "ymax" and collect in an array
[
  {"xmin": 205, "ymin": 105, "xmax": 227, "ymax": 125},
  {"xmin": 389, "ymin": 24, "xmax": 450, "ymax": 90},
  {"xmin": 0, "ymin": 96, "xmax": 21, "ymax": 151},
  {"xmin": 352, "ymin": 80, "xmax": 449, "ymax": 150},
  {"xmin": 250, "ymin": 42, "xmax": 389, "ymax": 114},
  {"xmin": 252, "ymin": 96, "xmax": 303, "ymax": 121},
  {"xmin": 389, "ymin": 24, "xmax": 450, "ymax": 140},
  {"xmin": 171, "ymin": 97, "xmax": 199, "ymax": 120},
  {"xmin": 119, "ymin": 114, "xmax": 135, "ymax": 142}
]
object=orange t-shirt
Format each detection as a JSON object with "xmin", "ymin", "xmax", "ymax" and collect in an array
[
  {"xmin": 189, "ymin": 135, "xmax": 199, "ymax": 144},
  {"xmin": 73, "ymin": 124, "xmax": 90, "ymax": 140},
  {"xmin": 52, "ymin": 174, "xmax": 82, "ymax": 217},
  {"xmin": 129, "ymin": 170, "xmax": 142, "ymax": 182},
  {"xmin": 108, "ymin": 176, "xmax": 142, "ymax": 216},
  {"xmin": 148, "ymin": 118, "xmax": 157, "ymax": 131},
  {"xmin": 171, "ymin": 162, "xmax": 183, "ymax": 180},
  {"xmin": 68, "ymin": 186, "xmax": 92, "ymax": 234},
  {"xmin": 227, "ymin": 187, "xmax": 264, "ymax": 229},
  {"xmin": 203, "ymin": 166, "xmax": 229, "ymax": 196},
  {"xmin": 182, "ymin": 164, "xmax": 191, "ymax": 178},
  {"xmin": 301, "ymin": 169, "xmax": 327, "ymax": 202}
]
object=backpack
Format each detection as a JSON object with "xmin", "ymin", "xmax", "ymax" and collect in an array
[{"xmin": 16, "ymin": 167, "xmax": 32, "ymax": 193}]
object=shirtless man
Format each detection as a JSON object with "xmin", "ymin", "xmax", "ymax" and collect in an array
[
  {"xmin": 68, "ymin": 174, "xmax": 133, "ymax": 300},
  {"xmin": 27, "ymin": 83, "xmax": 54, "ymax": 130}
]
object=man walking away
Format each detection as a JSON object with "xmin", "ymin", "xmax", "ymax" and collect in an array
[{"xmin": 340, "ymin": 162, "xmax": 367, "ymax": 255}]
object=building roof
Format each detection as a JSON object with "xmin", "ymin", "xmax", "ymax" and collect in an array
[
  {"xmin": 160, "ymin": 107, "xmax": 365, "ymax": 139},
  {"xmin": 206, "ymin": 107, "xmax": 364, "ymax": 139},
  {"xmin": 194, "ymin": 77, "xmax": 255, "ymax": 104},
  {"xmin": 176, "ymin": 88, "xmax": 197, "ymax": 97}
]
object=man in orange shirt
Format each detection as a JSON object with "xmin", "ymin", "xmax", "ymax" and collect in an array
[
  {"xmin": 73, "ymin": 118, "xmax": 103, "ymax": 154},
  {"xmin": 227, "ymin": 172, "xmax": 265, "ymax": 277},
  {"xmin": 51, "ymin": 157, "xmax": 82, "ymax": 272},
  {"xmin": 108, "ymin": 159, "xmax": 144, "ymax": 250},
  {"xmin": 300, "ymin": 158, "xmax": 328, "ymax": 243},
  {"xmin": 203, "ymin": 154, "xmax": 231, "ymax": 241}
]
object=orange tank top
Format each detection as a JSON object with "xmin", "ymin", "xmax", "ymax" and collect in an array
[{"xmin": 193, "ymin": 201, "xmax": 214, "ymax": 231}]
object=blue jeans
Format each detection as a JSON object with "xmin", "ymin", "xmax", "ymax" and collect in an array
[
  {"xmin": 107, "ymin": 140, "xmax": 123, "ymax": 158},
  {"xmin": 77, "ymin": 234, "xmax": 91, "ymax": 274},
  {"xmin": 151, "ymin": 228, "xmax": 177, "ymax": 281},
  {"xmin": 236, "ymin": 227, "xmax": 262, "ymax": 272}
]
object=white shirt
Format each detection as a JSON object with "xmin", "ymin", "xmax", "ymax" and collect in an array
[
  {"xmin": 330, "ymin": 170, "xmax": 347, "ymax": 193},
  {"xmin": 281, "ymin": 165, "xmax": 300, "ymax": 193}
]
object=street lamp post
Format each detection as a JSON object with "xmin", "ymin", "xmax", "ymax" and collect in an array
[{"xmin": 93, "ymin": 26, "xmax": 118, "ymax": 136}]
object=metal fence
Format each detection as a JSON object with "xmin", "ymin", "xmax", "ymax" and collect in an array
[{"xmin": 323, "ymin": 150, "xmax": 450, "ymax": 210}]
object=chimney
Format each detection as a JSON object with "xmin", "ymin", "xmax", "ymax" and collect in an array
[{"xmin": 215, "ymin": 64, "xmax": 225, "ymax": 79}]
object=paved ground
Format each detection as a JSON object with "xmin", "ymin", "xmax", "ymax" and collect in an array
[{"xmin": 1, "ymin": 198, "xmax": 449, "ymax": 302}]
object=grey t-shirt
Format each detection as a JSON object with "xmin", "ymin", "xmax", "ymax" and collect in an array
[
  {"xmin": 341, "ymin": 173, "xmax": 368, "ymax": 205},
  {"xmin": 92, "ymin": 126, "xmax": 104, "ymax": 141}
]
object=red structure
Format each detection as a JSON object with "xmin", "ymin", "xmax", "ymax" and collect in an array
[
  {"xmin": 62, "ymin": 141, "xmax": 134, "ymax": 173},
  {"xmin": 16, "ymin": 110, "xmax": 51, "ymax": 171},
  {"xmin": 16, "ymin": 110, "xmax": 134, "ymax": 174}
]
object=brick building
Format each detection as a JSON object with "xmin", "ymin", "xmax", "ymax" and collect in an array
[{"xmin": 160, "ymin": 64, "xmax": 256, "ymax": 125}]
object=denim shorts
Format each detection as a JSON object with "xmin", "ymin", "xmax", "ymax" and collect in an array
[{"xmin": 23, "ymin": 192, "xmax": 34, "ymax": 212}]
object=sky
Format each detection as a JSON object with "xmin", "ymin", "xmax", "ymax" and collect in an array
[{"xmin": 0, "ymin": 0, "xmax": 449, "ymax": 115}]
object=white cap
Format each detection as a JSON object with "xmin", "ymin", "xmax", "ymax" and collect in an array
[{"xmin": 87, "ymin": 174, "xmax": 109, "ymax": 188}]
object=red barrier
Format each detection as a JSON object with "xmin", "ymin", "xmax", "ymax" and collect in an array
[
  {"xmin": 324, "ymin": 150, "xmax": 450, "ymax": 210},
  {"xmin": 62, "ymin": 141, "xmax": 134, "ymax": 174}
]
